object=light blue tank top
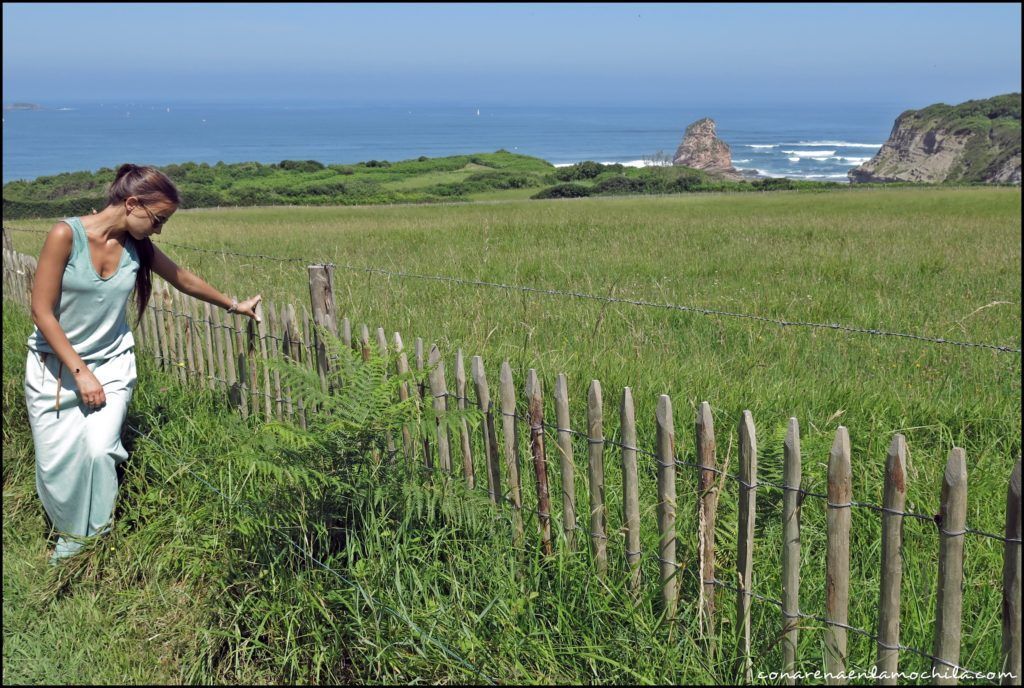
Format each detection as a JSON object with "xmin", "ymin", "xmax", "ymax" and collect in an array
[{"xmin": 27, "ymin": 217, "xmax": 140, "ymax": 362}]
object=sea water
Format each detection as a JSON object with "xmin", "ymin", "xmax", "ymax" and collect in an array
[{"xmin": 2, "ymin": 102, "xmax": 901, "ymax": 184}]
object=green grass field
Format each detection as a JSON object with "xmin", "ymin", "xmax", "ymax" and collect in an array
[{"xmin": 4, "ymin": 185, "xmax": 1021, "ymax": 683}]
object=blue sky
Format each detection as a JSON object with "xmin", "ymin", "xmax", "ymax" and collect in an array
[{"xmin": 3, "ymin": 3, "xmax": 1020, "ymax": 106}]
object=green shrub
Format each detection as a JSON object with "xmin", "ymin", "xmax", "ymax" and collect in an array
[
  {"xmin": 531, "ymin": 183, "xmax": 591, "ymax": 199},
  {"xmin": 278, "ymin": 160, "xmax": 326, "ymax": 173}
]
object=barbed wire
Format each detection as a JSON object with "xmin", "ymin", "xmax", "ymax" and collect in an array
[
  {"xmin": 123, "ymin": 421, "xmax": 495, "ymax": 684},
  {"xmin": 4, "ymin": 225, "xmax": 1019, "ymax": 354}
]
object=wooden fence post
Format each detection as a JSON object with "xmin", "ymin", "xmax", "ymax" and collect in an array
[
  {"xmin": 377, "ymin": 327, "xmax": 398, "ymax": 462},
  {"xmin": 360, "ymin": 324, "xmax": 370, "ymax": 363},
  {"xmin": 587, "ymin": 379, "xmax": 608, "ymax": 578},
  {"xmin": 1003, "ymin": 460, "xmax": 1022, "ymax": 685},
  {"xmin": 621, "ymin": 387, "xmax": 641, "ymax": 593},
  {"xmin": 826, "ymin": 426, "xmax": 852, "ymax": 685},
  {"xmin": 267, "ymin": 304, "xmax": 284, "ymax": 419},
  {"xmin": 233, "ymin": 314, "xmax": 250, "ymax": 418},
  {"xmin": 554, "ymin": 373, "xmax": 576, "ymax": 550},
  {"xmin": 152, "ymin": 283, "xmax": 170, "ymax": 372},
  {"xmin": 202, "ymin": 303, "xmax": 217, "ymax": 392},
  {"xmin": 933, "ymin": 447, "xmax": 967, "ymax": 685},
  {"xmin": 736, "ymin": 410, "xmax": 757, "ymax": 684},
  {"xmin": 212, "ymin": 302, "xmax": 231, "ymax": 404},
  {"xmin": 416, "ymin": 338, "xmax": 431, "ymax": 469},
  {"xmin": 307, "ymin": 264, "xmax": 337, "ymax": 391},
  {"xmin": 394, "ymin": 333, "xmax": 415, "ymax": 466},
  {"xmin": 656, "ymin": 394, "xmax": 678, "ymax": 621},
  {"xmin": 500, "ymin": 361, "xmax": 524, "ymax": 544},
  {"xmin": 877, "ymin": 434, "xmax": 908, "ymax": 684},
  {"xmin": 456, "ymin": 350, "xmax": 475, "ymax": 487},
  {"xmin": 428, "ymin": 344, "xmax": 452, "ymax": 472},
  {"xmin": 697, "ymin": 401, "xmax": 719, "ymax": 637},
  {"xmin": 471, "ymin": 356, "xmax": 501, "ymax": 506},
  {"xmin": 284, "ymin": 304, "xmax": 307, "ymax": 429},
  {"xmin": 526, "ymin": 370, "xmax": 553, "ymax": 556},
  {"xmin": 782, "ymin": 417, "xmax": 801, "ymax": 683}
]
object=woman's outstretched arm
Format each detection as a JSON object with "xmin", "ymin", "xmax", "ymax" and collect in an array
[{"xmin": 151, "ymin": 244, "xmax": 261, "ymax": 322}]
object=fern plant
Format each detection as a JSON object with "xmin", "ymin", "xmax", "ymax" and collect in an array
[{"xmin": 260, "ymin": 323, "xmax": 482, "ymax": 478}]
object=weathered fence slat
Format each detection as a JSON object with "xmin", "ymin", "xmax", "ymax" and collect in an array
[
  {"xmin": 151, "ymin": 285, "xmax": 169, "ymax": 371},
  {"xmin": 245, "ymin": 308, "xmax": 261, "ymax": 418},
  {"xmin": 933, "ymin": 447, "xmax": 967, "ymax": 685},
  {"xmin": 1004, "ymin": 460, "xmax": 1022, "ymax": 685},
  {"xmin": 308, "ymin": 265, "xmax": 337, "ymax": 394},
  {"xmin": 360, "ymin": 324, "xmax": 371, "ymax": 363},
  {"xmin": 284, "ymin": 303, "xmax": 306, "ymax": 429},
  {"xmin": 587, "ymin": 379, "xmax": 608, "ymax": 578},
  {"xmin": 162, "ymin": 287, "xmax": 181, "ymax": 383},
  {"xmin": 471, "ymin": 356, "xmax": 501, "ymax": 505},
  {"xmin": 428, "ymin": 344, "xmax": 452, "ymax": 472},
  {"xmin": 233, "ymin": 314, "xmax": 250, "ymax": 418},
  {"xmin": 826, "ymin": 426, "xmax": 852, "ymax": 685},
  {"xmin": 500, "ymin": 361, "xmax": 524, "ymax": 543},
  {"xmin": 697, "ymin": 401, "xmax": 718, "ymax": 636},
  {"xmin": 202, "ymin": 303, "xmax": 217, "ymax": 392},
  {"xmin": 255, "ymin": 301, "xmax": 272, "ymax": 420},
  {"xmin": 181, "ymin": 294, "xmax": 197, "ymax": 385},
  {"xmin": 394, "ymin": 333, "xmax": 414, "ymax": 466},
  {"xmin": 736, "ymin": 410, "xmax": 757, "ymax": 684},
  {"xmin": 782, "ymin": 417, "xmax": 801, "ymax": 683},
  {"xmin": 211, "ymin": 301, "xmax": 229, "ymax": 400},
  {"xmin": 456, "ymin": 350, "xmax": 475, "ymax": 487},
  {"xmin": 526, "ymin": 370, "xmax": 553, "ymax": 556},
  {"xmin": 656, "ymin": 394, "xmax": 678, "ymax": 621},
  {"xmin": 219, "ymin": 308, "xmax": 240, "ymax": 412},
  {"xmin": 416, "ymin": 338, "xmax": 431, "ymax": 468},
  {"xmin": 373, "ymin": 327, "xmax": 397, "ymax": 462},
  {"xmin": 267, "ymin": 303, "xmax": 284, "ymax": 419},
  {"xmin": 342, "ymin": 316, "xmax": 352, "ymax": 348},
  {"xmin": 621, "ymin": 387, "xmax": 641, "ymax": 593},
  {"xmin": 554, "ymin": 373, "xmax": 576, "ymax": 550},
  {"xmin": 877, "ymin": 433, "xmax": 908, "ymax": 684}
]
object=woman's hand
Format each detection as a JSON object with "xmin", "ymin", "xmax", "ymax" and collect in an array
[
  {"xmin": 235, "ymin": 294, "xmax": 262, "ymax": 323},
  {"xmin": 75, "ymin": 367, "xmax": 106, "ymax": 410}
]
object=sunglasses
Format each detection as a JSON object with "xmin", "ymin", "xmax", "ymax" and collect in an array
[{"xmin": 136, "ymin": 201, "xmax": 169, "ymax": 228}]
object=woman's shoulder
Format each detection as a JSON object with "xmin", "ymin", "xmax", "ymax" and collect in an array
[{"xmin": 48, "ymin": 219, "xmax": 76, "ymax": 245}]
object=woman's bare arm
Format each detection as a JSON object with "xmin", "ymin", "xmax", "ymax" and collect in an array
[
  {"xmin": 30, "ymin": 222, "xmax": 89, "ymax": 377},
  {"xmin": 151, "ymin": 244, "xmax": 261, "ymax": 321}
]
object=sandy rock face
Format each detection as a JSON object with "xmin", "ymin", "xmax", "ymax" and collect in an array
[
  {"xmin": 673, "ymin": 118, "xmax": 742, "ymax": 180},
  {"xmin": 850, "ymin": 95, "xmax": 1021, "ymax": 184}
]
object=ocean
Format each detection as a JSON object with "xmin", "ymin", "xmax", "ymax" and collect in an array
[{"xmin": 1, "ymin": 102, "xmax": 901, "ymax": 184}]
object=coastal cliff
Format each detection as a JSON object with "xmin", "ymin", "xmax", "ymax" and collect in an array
[
  {"xmin": 849, "ymin": 93, "xmax": 1021, "ymax": 184},
  {"xmin": 673, "ymin": 118, "xmax": 742, "ymax": 180}
]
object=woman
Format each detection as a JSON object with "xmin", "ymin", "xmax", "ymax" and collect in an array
[{"xmin": 24, "ymin": 163, "xmax": 262, "ymax": 562}]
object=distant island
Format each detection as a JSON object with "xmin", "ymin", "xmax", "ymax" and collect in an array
[{"xmin": 3, "ymin": 103, "xmax": 43, "ymax": 111}]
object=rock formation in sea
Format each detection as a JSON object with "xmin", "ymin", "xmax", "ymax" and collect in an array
[
  {"xmin": 849, "ymin": 93, "xmax": 1021, "ymax": 184},
  {"xmin": 672, "ymin": 118, "xmax": 743, "ymax": 180}
]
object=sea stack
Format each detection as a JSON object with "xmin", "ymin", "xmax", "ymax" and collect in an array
[
  {"xmin": 673, "ymin": 118, "xmax": 742, "ymax": 180},
  {"xmin": 849, "ymin": 93, "xmax": 1021, "ymax": 184}
]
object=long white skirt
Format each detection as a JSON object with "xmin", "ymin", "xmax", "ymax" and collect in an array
[{"xmin": 23, "ymin": 347, "xmax": 137, "ymax": 561}]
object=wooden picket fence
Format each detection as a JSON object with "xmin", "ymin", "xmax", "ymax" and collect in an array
[{"xmin": 2, "ymin": 233, "xmax": 1021, "ymax": 684}]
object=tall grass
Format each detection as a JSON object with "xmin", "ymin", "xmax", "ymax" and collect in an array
[{"xmin": 4, "ymin": 186, "xmax": 1020, "ymax": 683}]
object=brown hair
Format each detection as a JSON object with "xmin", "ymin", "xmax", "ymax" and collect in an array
[{"xmin": 107, "ymin": 164, "xmax": 181, "ymax": 324}]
